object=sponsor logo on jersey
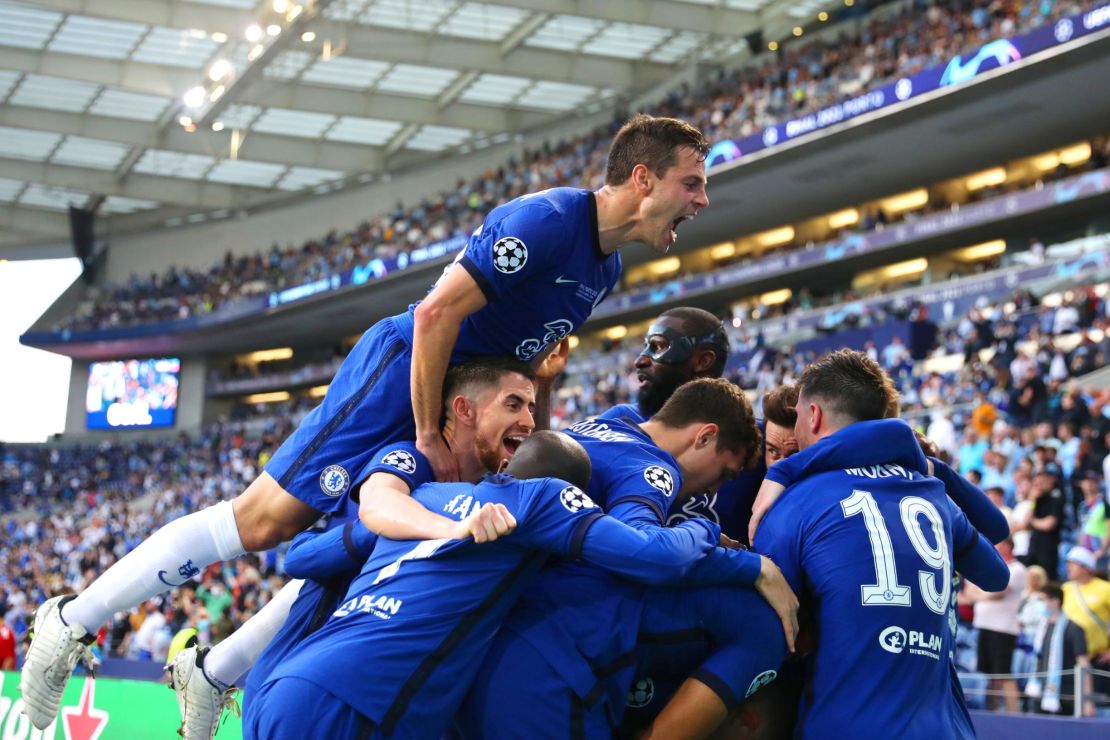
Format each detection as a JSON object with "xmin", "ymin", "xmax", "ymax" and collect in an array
[
  {"xmin": 644, "ymin": 466, "xmax": 675, "ymax": 497},
  {"xmin": 666, "ymin": 493, "xmax": 721, "ymax": 526},
  {"xmin": 878, "ymin": 625, "xmax": 941, "ymax": 659},
  {"xmin": 515, "ymin": 318, "xmax": 574, "ymax": 361},
  {"xmin": 381, "ymin": 450, "xmax": 417, "ymax": 475},
  {"xmin": 559, "ymin": 485, "xmax": 596, "ymax": 513},
  {"xmin": 334, "ymin": 592, "xmax": 404, "ymax": 620},
  {"xmin": 745, "ymin": 669, "xmax": 778, "ymax": 697},
  {"xmin": 492, "ymin": 236, "xmax": 528, "ymax": 274},
  {"xmin": 319, "ymin": 464, "xmax": 350, "ymax": 496}
]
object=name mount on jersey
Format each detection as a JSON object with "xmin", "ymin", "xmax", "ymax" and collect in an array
[{"xmin": 843, "ymin": 464, "xmax": 912, "ymax": 480}]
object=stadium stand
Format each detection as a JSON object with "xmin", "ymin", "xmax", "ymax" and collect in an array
[
  {"xmin": 3, "ymin": 0, "xmax": 1110, "ymax": 734},
  {"xmin": 42, "ymin": 0, "xmax": 1096, "ymax": 333}
]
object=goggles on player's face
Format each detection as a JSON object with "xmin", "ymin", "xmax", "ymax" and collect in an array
[{"xmin": 638, "ymin": 323, "xmax": 727, "ymax": 365}]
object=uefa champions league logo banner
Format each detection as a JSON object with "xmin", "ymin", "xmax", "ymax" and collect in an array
[{"xmin": 706, "ymin": 2, "xmax": 1110, "ymax": 171}]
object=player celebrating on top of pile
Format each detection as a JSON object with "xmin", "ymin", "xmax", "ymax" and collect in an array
[{"xmin": 19, "ymin": 113, "xmax": 711, "ymax": 731}]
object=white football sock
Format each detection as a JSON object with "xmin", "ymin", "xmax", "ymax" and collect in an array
[
  {"xmin": 203, "ymin": 579, "xmax": 303, "ymax": 688},
  {"xmin": 61, "ymin": 501, "xmax": 245, "ymax": 632}
]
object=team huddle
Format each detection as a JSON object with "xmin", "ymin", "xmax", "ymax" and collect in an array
[{"xmin": 19, "ymin": 115, "xmax": 1012, "ymax": 739}]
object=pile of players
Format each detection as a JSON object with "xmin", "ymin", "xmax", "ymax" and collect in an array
[{"xmin": 19, "ymin": 115, "xmax": 1011, "ymax": 739}]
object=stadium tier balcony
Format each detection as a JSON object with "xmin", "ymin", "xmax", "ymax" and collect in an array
[{"xmin": 20, "ymin": 0, "xmax": 1110, "ymax": 360}]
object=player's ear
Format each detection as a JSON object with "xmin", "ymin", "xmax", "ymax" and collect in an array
[
  {"xmin": 452, "ymin": 393, "xmax": 475, "ymax": 426},
  {"xmin": 695, "ymin": 423, "xmax": 719, "ymax": 450},
  {"xmin": 809, "ymin": 403, "xmax": 823, "ymax": 436},
  {"xmin": 690, "ymin": 348, "xmax": 716, "ymax": 375},
  {"xmin": 631, "ymin": 163, "xmax": 654, "ymax": 195}
]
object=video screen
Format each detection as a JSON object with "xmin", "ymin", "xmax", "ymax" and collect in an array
[{"xmin": 86, "ymin": 357, "xmax": 181, "ymax": 430}]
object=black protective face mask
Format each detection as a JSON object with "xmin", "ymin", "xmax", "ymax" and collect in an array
[{"xmin": 638, "ymin": 323, "xmax": 727, "ymax": 366}]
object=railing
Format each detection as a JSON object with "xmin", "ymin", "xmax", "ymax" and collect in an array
[{"xmin": 959, "ymin": 666, "xmax": 1110, "ymax": 718}]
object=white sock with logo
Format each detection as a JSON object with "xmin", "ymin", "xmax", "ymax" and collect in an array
[
  {"xmin": 61, "ymin": 501, "xmax": 245, "ymax": 632},
  {"xmin": 203, "ymin": 579, "xmax": 303, "ymax": 688}
]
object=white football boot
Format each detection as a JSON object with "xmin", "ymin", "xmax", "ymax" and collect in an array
[
  {"xmin": 168, "ymin": 644, "xmax": 240, "ymax": 740},
  {"xmin": 19, "ymin": 595, "xmax": 97, "ymax": 730}
]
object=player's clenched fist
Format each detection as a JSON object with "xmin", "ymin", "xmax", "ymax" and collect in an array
[{"xmin": 456, "ymin": 502, "xmax": 518, "ymax": 543}]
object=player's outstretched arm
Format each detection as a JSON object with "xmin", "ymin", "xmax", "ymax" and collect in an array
[
  {"xmin": 360, "ymin": 473, "xmax": 516, "ymax": 543},
  {"xmin": 283, "ymin": 521, "xmax": 376, "ymax": 581},
  {"xmin": 952, "ymin": 510, "xmax": 1010, "ymax": 592},
  {"xmin": 578, "ymin": 515, "xmax": 721, "ymax": 585},
  {"xmin": 641, "ymin": 678, "xmax": 728, "ymax": 740},
  {"xmin": 412, "ymin": 265, "xmax": 488, "ymax": 482},
  {"xmin": 752, "ymin": 419, "xmax": 930, "ymax": 542},
  {"xmin": 929, "ymin": 456, "xmax": 1009, "ymax": 544}
]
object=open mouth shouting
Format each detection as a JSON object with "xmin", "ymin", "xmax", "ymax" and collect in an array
[
  {"xmin": 667, "ymin": 213, "xmax": 695, "ymax": 247},
  {"xmin": 502, "ymin": 433, "xmax": 528, "ymax": 460}
]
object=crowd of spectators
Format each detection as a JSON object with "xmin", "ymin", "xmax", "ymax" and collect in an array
[
  {"xmin": 52, "ymin": 0, "xmax": 1096, "ymax": 333},
  {"xmin": 5, "ymin": 275, "xmax": 1110, "ymax": 721},
  {"xmin": 0, "ymin": 416, "xmax": 296, "ymax": 667}
]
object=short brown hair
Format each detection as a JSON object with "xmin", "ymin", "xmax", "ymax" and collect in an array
[
  {"xmin": 605, "ymin": 114, "xmax": 710, "ymax": 186},
  {"xmin": 443, "ymin": 356, "xmax": 534, "ymax": 410},
  {"xmin": 763, "ymin": 385, "xmax": 798, "ymax": 429},
  {"xmin": 797, "ymin": 350, "xmax": 898, "ymax": 424},
  {"xmin": 653, "ymin": 378, "xmax": 761, "ymax": 464}
]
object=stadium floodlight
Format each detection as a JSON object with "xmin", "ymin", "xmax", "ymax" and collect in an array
[
  {"xmin": 880, "ymin": 189, "xmax": 928, "ymax": 215},
  {"xmin": 244, "ymin": 391, "xmax": 291, "ymax": 404},
  {"xmin": 953, "ymin": 240, "xmax": 1007, "ymax": 261},
  {"xmin": 755, "ymin": 226, "xmax": 795, "ymax": 248},
  {"xmin": 965, "ymin": 167, "xmax": 1007, "ymax": 191},
  {"xmin": 710, "ymin": 242, "xmax": 737, "ymax": 260},
  {"xmin": 183, "ymin": 86, "xmax": 207, "ymax": 108},
  {"xmin": 648, "ymin": 256, "xmax": 681, "ymax": 275},
  {"xmin": 273, "ymin": 0, "xmax": 289, "ymax": 12},
  {"xmin": 760, "ymin": 288, "xmax": 793, "ymax": 306},
  {"xmin": 208, "ymin": 59, "xmax": 233, "ymax": 82},
  {"xmin": 1058, "ymin": 142, "xmax": 1091, "ymax": 166},
  {"xmin": 267, "ymin": 24, "xmax": 282, "ymax": 37},
  {"xmin": 604, "ymin": 325, "xmax": 628, "ymax": 340},
  {"xmin": 301, "ymin": 31, "xmax": 316, "ymax": 42},
  {"xmin": 245, "ymin": 24, "xmax": 263, "ymax": 42},
  {"xmin": 827, "ymin": 208, "xmax": 860, "ymax": 229}
]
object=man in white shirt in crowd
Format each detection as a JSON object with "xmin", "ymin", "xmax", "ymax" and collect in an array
[{"xmin": 961, "ymin": 539, "xmax": 1027, "ymax": 713}]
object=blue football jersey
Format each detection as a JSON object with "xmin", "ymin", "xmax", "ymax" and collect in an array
[
  {"xmin": 755, "ymin": 465, "xmax": 980, "ymax": 740},
  {"xmin": 668, "ymin": 419, "xmax": 766, "ymax": 542},
  {"xmin": 247, "ymin": 443, "xmax": 431, "ymax": 696},
  {"xmin": 594, "ymin": 404, "xmax": 765, "ymax": 541},
  {"xmin": 564, "ymin": 416, "xmax": 681, "ymax": 523},
  {"xmin": 263, "ymin": 475, "xmax": 606, "ymax": 738},
  {"xmin": 496, "ymin": 417, "xmax": 684, "ymax": 724},
  {"xmin": 596, "ymin": 402, "xmax": 647, "ymax": 425},
  {"xmin": 392, "ymin": 188, "xmax": 620, "ymax": 363}
]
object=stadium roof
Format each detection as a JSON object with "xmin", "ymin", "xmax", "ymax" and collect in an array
[{"xmin": 0, "ymin": 0, "xmax": 834, "ymax": 250}]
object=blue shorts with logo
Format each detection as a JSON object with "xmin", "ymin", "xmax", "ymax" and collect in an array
[{"xmin": 265, "ymin": 317, "xmax": 415, "ymax": 514}]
